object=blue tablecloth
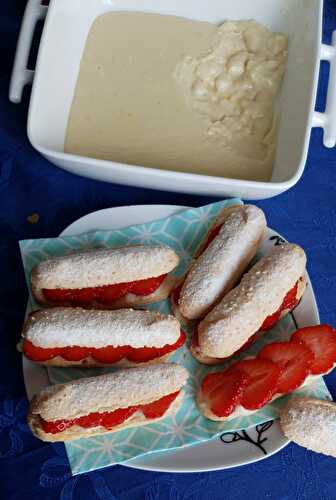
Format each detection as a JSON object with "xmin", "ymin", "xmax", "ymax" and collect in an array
[{"xmin": 1, "ymin": 1, "xmax": 336, "ymax": 499}]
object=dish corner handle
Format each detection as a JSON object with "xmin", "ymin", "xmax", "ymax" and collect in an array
[
  {"xmin": 9, "ymin": 0, "xmax": 48, "ymax": 104},
  {"xmin": 313, "ymin": 33, "xmax": 336, "ymax": 148}
]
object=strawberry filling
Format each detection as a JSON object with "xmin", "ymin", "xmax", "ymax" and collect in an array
[
  {"xmin": 41, "ymin": 391, "xmax": 180, "ymax": 434},
  {"xmin": 292, "ymin": 325, "xmax": 336, "ymax": 374},
  {"xmin": 201, "ymin": 324, "xmax": 336, "ymax": 417},
  {"xmin": 42, "ymin": 274, "xmax": 167, "ymax": 305},
  {"xmin": 259, "ymin": 341, "xmax": 314, "ymax": 394},
  {"xmin": 201, "ymin": 369, "xmax": 248, "ymax": 417},
  {"xmin": 260, "ymin": 280, "xmax": 300, "ymax": 331},
  {"xmin": 23, "ymin": 331, "xmax": 186, "ymax": 363},
  {"xmin": 230, "ymin": 359, "xmax": 282, "ymax": 410}
]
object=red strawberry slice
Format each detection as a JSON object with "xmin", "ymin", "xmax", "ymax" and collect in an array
[
  {"xmin": 258, "ymin": 341, "xmax": 313, "ymax": 393},
  {"xmin": 43, "ymin": 288, "xmax": 74, "ymax": 303},
  {"xmin": 100, "ymin": 406, "xmax": 139, "ymax": 428},
  {"xmin": 142, "ymin": 391, "xmax": 180, "ymax": 418},
  {"xmin": 232, "ymin": 359, "xmax": 282, "ymax": 410},
  {"xmin": 128, "ymin": 331, "xmax": 186, "ymax": 363},
  {"xmin": 92, "ymin": 346, "xmax": 126, "ymax": 363},
  {"xmin": 71, "ymin": 288, "xmax": 97, "ymax": 305},
  {"xmin": 41, "ymin": 418, "xmax": 74, "ymax": 434},
  {"xmin": 292, "ymin": 325, "xmax": 336, "ymax": 374},
  {"xmin": 76, "ymin": 412, "xmax": 104, "ymax": 429},
  {"xmin": 282, "ymin": 281, "xmax": 300, "ymax": 310},
  {"xmin": 62, "ymin": 346, "xmax": 92, "ymax": 362},
  {"xmin": 96, "ymin": 283, "xmax": 130, "ymax": 303},
  {"xmin": 23, "ymin": 339, "xmax": 62, "ymax": 362},
  {"xmin": 201, "ymin": 370, "xmax": 248, "ymax": 417},
  {"xmin": 260, "ymin": 281, "xmax": 299, "ymax": 331},
  {"xmin": 126, "ymin": 346, "xmax": 159, "ymax": 363},
  {"xmin": 129, "ymin": 274, "xmax": 166, "ymax": 295}
]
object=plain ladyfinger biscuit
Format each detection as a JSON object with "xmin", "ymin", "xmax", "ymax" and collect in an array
[
  {"xmin": 280, "ymin": 398, "xmax": 336, "ymax": 457},
  {"xmin": 197, "ymin": 243, "xmax": 306, "ymax": 359},
  {"xmin": 178, "ymin": 205, "xmax": 266, "ymax": 321},
  {"xmin": 22, "ymin": 308, "xmax": 181, "ymax": 349},
  {"xmin": 31, "ymin": 245, "xmax": 179, "ymax": 304}
]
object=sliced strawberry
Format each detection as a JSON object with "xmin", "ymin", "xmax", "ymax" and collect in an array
[
  {"xmin": 71, "ymin": 288, "xmax": 96, "ymax": 305},
  {"xmin": 23, "ymin": 339, "xmax": 62, "ymax": 361},
  {"xmin": 260, "ymin": 281, "xmax": 299, "ymax": 331},
  {"xmin": 126, "ymin": 346, "xmax": 159, "ymax": 363},
  {"xmin": 92, "ymin": 346, "xmax": 126, "ymax": 363},
  {"xmin": 100, "ymin": 406, "xmax": 138, "ymax": 428},
  {"xmin": 201, "ymin": 371, "xmax": 233, "ymax": 394},
  {"xmin": 201, "ymin": 369, "xmax": 248, "ymax": 417},
  {"xmin": 96, "ymin": 283, "xmax": 130, "ymax": 303},
  {"xmin": 62, "ymin": 346, "xmax": 93, "ymax": 362},
  {"xmin": 258, "ymin": 341, "xmax": 313, "ymax": 394},
  {"xmin": 142, "ymin": 391, "xmax": 180, "ymax": 418},
  {"xmin": 76, "ymin": 412, "xmax": 104, "ymax": 428},
  {"xmin": 129, "ymin": 274, "xmax": 166, "ymax": 296},
  {"xmin": 260, "ymin": 310, "xmax": 282, "ymax": 331},
  {"xmin": 43, "ymin": 274, "xmax": 168, "ymax": 306},
  {"xmin": 282, "ymin": 281, "xmax": 300, "ymax": 310},
  {"xmin": 233, "ymin": 359, "xmax": 282, "ymax": 410},
  {"xmin": 292, "ymin": 325, "xmax": 336, "ymax": 374},
  {"xmin": 43, "ymin": 288, "xmax": 74, "ymax": 303},
  {"xmin": 128, "ymin": 331, "xmax": 186, "ymax": 363},
  {"xmin": 41, "ymin": 418, "xmax": 74, "ymax": 434}
]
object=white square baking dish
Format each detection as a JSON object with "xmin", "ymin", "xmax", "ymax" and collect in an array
[{"xmin": 9, "ymin": 0, "xmax": 336, "ymax": 199}]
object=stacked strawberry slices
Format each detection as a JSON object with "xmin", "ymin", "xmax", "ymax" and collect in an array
[{"xmin": 198, "ymin": 325, "xmax": 336, "ymax": 420}]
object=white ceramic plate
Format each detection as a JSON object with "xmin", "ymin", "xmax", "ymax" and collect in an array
[{"xmin": 23, "ymin": 204, "xmax": 320, "ymax": 472}]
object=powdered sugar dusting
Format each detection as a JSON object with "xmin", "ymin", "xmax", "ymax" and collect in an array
[
  {"xmin": 32, "ymin": 363, "xmax": 189, "ymax": 420},
  {"xmin": 32, "ymin": 245, "xmax": 179, "ymax": 289},
  {"xmin": 23, "ymin": 307, "xmax": 180, "ymax": 348},
  {"xmin": 280, "ymin": 398, "xmax": 336, "ymax": 457},
  {"xmin": 199, "ymin": 243, "xmax": 306, "ymax": 357},
  {"xmin": 179, "ymin": 205, "xmax": 266, "ymax": 320}
]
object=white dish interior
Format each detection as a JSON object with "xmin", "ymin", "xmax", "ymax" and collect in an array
[{"xmin": 26, "ymin": 0, "xmax": 322, "ymax": 198}]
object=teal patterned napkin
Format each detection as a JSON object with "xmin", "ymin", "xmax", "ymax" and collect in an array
[{"xmin": 19, "ymin": 199, "xmax": 330, "ymax": 475}]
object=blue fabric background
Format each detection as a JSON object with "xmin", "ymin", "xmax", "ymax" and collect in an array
[{"xmin": 1, "ymin": 1, "xmax": 336, "ymax": 499}]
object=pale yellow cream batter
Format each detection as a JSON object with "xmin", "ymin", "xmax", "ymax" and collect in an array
[{"xmin": 65, "ymin": 12, "xmax": 288, "ymax": 181}]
